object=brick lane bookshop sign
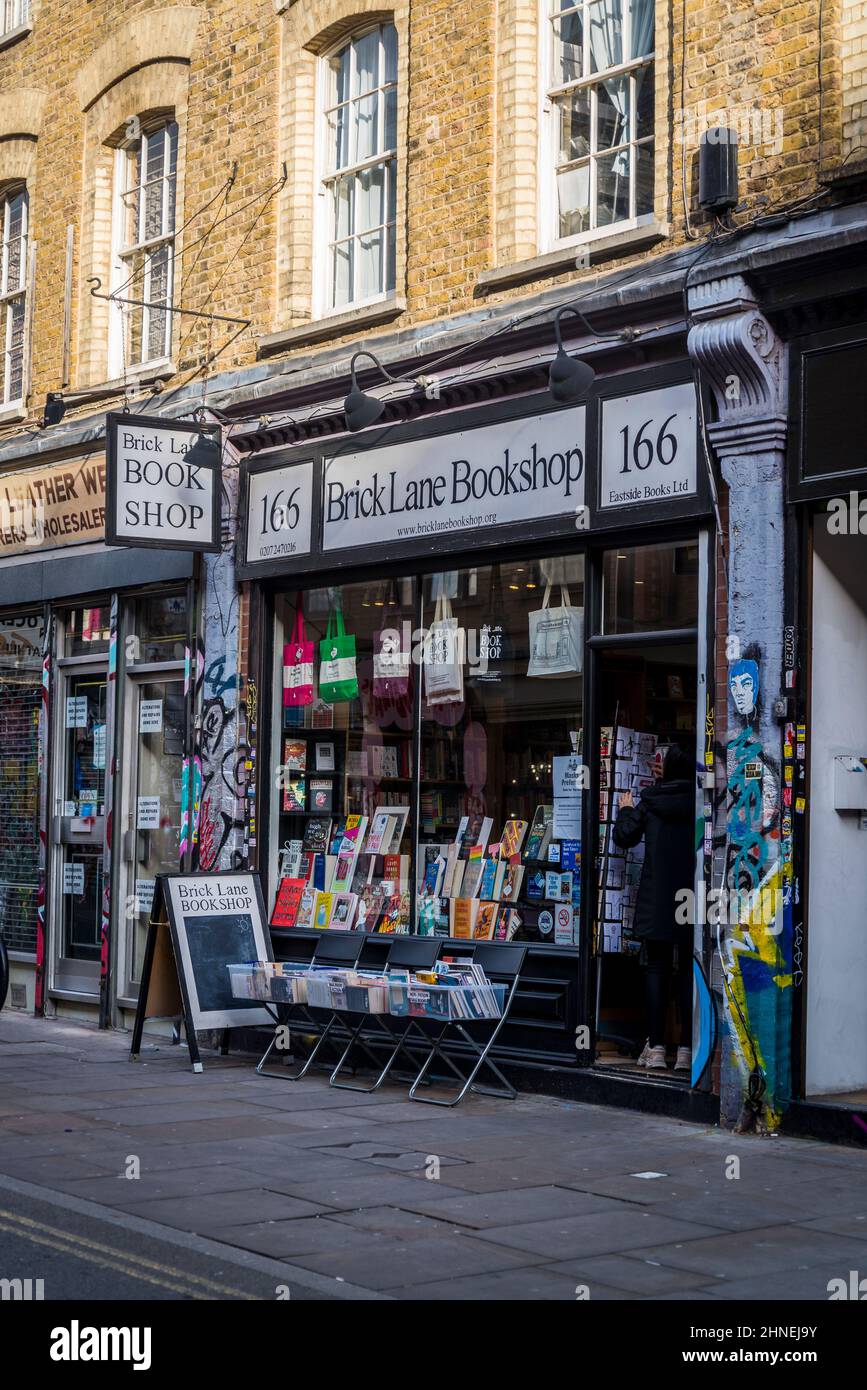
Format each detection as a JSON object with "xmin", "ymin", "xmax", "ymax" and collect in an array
[
  {"xmin": 106, "ymin": 412, "xmax": 221, "ymax": 552},
  {"xmin": 322, "ymin": 407, "xmax": 587, "ymax": 553}
]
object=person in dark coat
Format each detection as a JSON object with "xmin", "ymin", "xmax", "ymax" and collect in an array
[{"xmin": 612, "ymin": 744, "xmax": 695, "ymax": 1071}]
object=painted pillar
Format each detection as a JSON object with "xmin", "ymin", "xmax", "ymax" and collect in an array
[
  {"xmin": 193, "ymin": 454, "xmax": 248, "ymax": 874},
  {"xmin": 688, "ymin": 274, "xmax": 792, "ymax": 1131}
]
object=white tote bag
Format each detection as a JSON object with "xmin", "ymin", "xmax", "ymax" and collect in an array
[
  {"xmin": 424, "ymin": 592, "xmax": 465, "ymax": 704},
  {"xmin": 527, "ymin": 581, "xmax": 583, "ymax": 677}
]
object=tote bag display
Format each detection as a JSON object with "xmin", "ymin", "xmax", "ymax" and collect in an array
[
  {"xmin": 283, "ymin": 605, "xmax": 315, "ymax": 707},
  {"xmin": 423, "ymin": 591, "xmax": 465, "ymax": 706},
  {"xmin": 319, "ymin": 606, "xmax": 358, "ymax": 703},
  {"xmin": 527, "ymin": 581, "xmax": 583, "ymax": 678},
  {"xmin": 372, "ymin": 612, "xmax": 411, "ymax": 700}
]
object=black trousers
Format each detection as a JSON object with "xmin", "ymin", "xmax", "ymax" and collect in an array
[{"xmin": 645, "ymin": 939, "xmax": 692, "ymax": 1048}]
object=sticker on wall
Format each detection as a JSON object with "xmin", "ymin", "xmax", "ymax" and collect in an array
[
  {"xmin": 65, "ymin": 695, "xmax": 88, "ymax": 728},
  {"xmin": 137, "ymin": 796, "xmax": 161, "ymax": 829},
  {"xmin": 744, "ymin": 760, "xmax": 762, "ymax": 781},
  {"xmin": 63, "ymin": 863, "xmax": 84, "ymax": 895},
  {"xmin": 795, "ymin": 796, "xmax": 806, "ymax": 814},
  {"xmin": 139, "ymin": 700, "xmax": 164, "ymax": 734},
  {"xmin": 538, "ymin": 909, "xmax": 554, "ymax": 936}
]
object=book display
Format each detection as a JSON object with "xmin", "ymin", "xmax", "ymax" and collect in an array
[{"xmin": 596, "ymin": 725, "xmax": 660, "ymax": 954}]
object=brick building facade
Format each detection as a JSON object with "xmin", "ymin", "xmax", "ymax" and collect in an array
[{"xmin": 1, "ymin": 0, "xmax": 866, "ymax": 1135}]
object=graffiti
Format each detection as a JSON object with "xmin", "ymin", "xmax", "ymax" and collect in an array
[
  {"xmin": 717, "ymin": 645, "xmax": 791, "ymax": 1131},
  {"xmin": 204, "ymin": 655, "xmax": 236, "ymax": 699}
]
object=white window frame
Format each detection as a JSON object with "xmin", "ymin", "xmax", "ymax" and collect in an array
[
  {"xmin": 0, "ymin": 186, "xmax": 28, "ymax": 406},
  {"xmin": 0, "ymin": 0, "xmax": 29, "ymax": 38},
  {"xmin": 313, "ymin": 23, "xmax": 398, "ymax": 318},
  {"xmin": 109, "ymin": 119, "xmax": 178, "ymax": 377},
  {"xmin": 539, "ymin": 0, "xmax": 655, "ymax": 254}
]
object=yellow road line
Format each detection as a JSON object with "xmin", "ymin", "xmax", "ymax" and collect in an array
[{"xmin": 0, "ymin": 1207, "xmax": 260, "ymax": 1301}]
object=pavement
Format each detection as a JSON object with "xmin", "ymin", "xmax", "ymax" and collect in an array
[{"xmin": 1, "ymin": 1011, "xmax": 866, "ymax": 1301}]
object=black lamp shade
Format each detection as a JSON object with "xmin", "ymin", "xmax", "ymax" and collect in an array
[
  {"xmin": 345, "ymin": 387, "xmax": 385, "ymax": 432},
  {"xmin": 548, "ymin": 349, "xmax": 595, "ymax": 403}
]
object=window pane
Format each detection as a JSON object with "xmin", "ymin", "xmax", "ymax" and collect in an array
[
  {"xmin": 557, "ymin": 88, "xmax": 591, "ymax": 164},
  {"xmin": 552, "ymin": 4, "xmax": 583, "ymax": 85},
  {"xmin": 557, "ymin": 162, "xmax": 591, "ymax": 237},
  {"xmin": 353, "ymin": 28, "xmax": 379, "ymax": 97},
  {"xmin": 332, "ymin": 235, "xmax": 352, "ymax": 308},
  {"xmin": 589, "ymin": 0, "xmax": 623, "ymax": 74},
  {"xmin": 333, "ymin": 173, "xmax": 352, "ymax": 241},
  {"xmin": 635, "ymin": 65, "xmax": 654, "ymax": 141},
  {"xmin": 355, "ymin": 162, "xmax": 385, "ymax": 234},
  {"xmin": 636, "ymin": 140, "xmax": 654, "ymax": 214},
  {"xmin": 356, "ymin": 229, "xmax": 383, "ymax": 301},
  {"xmin": 7, "ymin": 295, "xmax": 25, "ymax": 400},
  {"xmin": 329, "ymin": 102, "xmax": 349, "ymax": 172},
  {"xmin": 351, "ymin": 88, "xmax": 379, "ymax": 164},
  {"xmin": 385, "ymin": 81, "xmax": 397, "ymax": 150},
  {"xmin": 596, "ymin": 146, "xmax": 630, "ymax": 225},
  {"xmin": 383, "ymin": 23, "xmax": 398, "ymax": 84},
  {"xmin": 64, "ymin": 607, "xmax": 111, "ymax": 657},
  {"xmin": 130, "ymin": 594, "xmax": 187, "ymax": 664},
  {"xmin": 602, "ymin": 542, "xmax": 698, "ymax": 635},
  {"xmin": 0, "ymin": 612, "xmax": 42, "ymax": 955},
  {"xmin": 597, "ymin": 76, "xmax": 629, "ymax": 150},
  {"xmin": 629, "ymin": 0, "xmax": 655, "ymax": 58}
]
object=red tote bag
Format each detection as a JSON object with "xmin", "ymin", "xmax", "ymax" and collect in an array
[{"xmin": 283, "ymin": 604, "xmax": 315, "ymax": 707}]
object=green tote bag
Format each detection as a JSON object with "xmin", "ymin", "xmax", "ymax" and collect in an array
[{"xmin": 319, "ymin": 605, "xmax": 359, "ymax": 703}]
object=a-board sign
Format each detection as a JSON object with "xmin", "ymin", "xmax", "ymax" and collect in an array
[{"xmin": 130, "ymin": 872, "xmax": 273, "ymax": 1072}]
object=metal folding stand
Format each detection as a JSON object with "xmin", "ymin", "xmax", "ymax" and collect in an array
[
  {"xmin": 407, "ymin": 944, "xmax": 527, "ymax": 1107},
  {"xmin": 329, "ymin": 937, "xmax": 442, "ymax": 1093},
  {"xmin": 255, "ymin": 933, "xmax": 363, "ymax": 1082}
]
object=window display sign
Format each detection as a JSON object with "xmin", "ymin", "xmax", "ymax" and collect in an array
[
  {"xmin": 246, "ymin": 460, "xmax": 314, "ymax": 565},
  {"xmin": 599, "ymin": 383, "xmax": 697, "ymax": 509},
  {"xmin": 106, "ymin": 412, "xmax": 221, "ymax": 553},
  {"xmin": 322, "ymin": 408, "xmax": 586, "ymax": 553},
  {"xmin": 65, "ymin": 696, "xmax": 88, "ymax": 728},
  {"xmin": 139, "ymin": 700, "xmax": 163, "ymax": 734}
]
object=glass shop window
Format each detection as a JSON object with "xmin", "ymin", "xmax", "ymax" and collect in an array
[
  {"xmin": 64, "ymin": 605, "xmax": 111, "ymax": 656},
  {"xmin": 602, "ymin": 540, "xmax": 698, "ymax": 634},
  {"xmin": 271, "ymin": 552, "xmax": 585, "ymax": 944},
  {"xmin": 128, "ymin": 593, "xmax": 187, "ymax": 664}
]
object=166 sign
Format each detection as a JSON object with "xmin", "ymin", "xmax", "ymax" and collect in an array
[{"xmin": 106, "ymin": 412, "xmax": 222, "ymax": 552}]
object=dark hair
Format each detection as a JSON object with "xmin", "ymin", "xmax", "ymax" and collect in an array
[{"xmin": 663, "ymin": 744, "xmax": 693, "ymax": 783}]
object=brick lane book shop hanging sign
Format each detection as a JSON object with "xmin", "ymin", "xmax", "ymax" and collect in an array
[
  {"xmin": 131, "ymin": 872, "xmax": 273, "ymax": 1072},
  {"xmin": 106, "ymin": 412, "xmax": 221, "ymax": 553}
]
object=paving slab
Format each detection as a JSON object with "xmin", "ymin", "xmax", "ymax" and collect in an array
[
  {"xmin": 630, "ymin": 1224, "xmax": 867, "ymax": 1279},
  {"xmin": 468, "ymin": 1209, "xmax": 721, "ymax": 1260}
]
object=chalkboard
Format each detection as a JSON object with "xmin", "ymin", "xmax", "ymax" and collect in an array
[
  {"xmin": 164, "ymin": 873, "xmax": 273, "ymax": 1031},
  {"xmin": 131, "ymin": 872, "xmax": 273, "ymax": 1070}
]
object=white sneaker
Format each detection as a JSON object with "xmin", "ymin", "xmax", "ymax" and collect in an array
[
  {"xmin": 645, "ymin": 1045, "xmax": 668, "ymax": 1070},
  {"xmin": 675, "ymin": 1046, "xmax": 692, "ymax": 1072},
  {"xmin": 636, "ymin": 1039, "xmax": 651, "ymax": 1067}
]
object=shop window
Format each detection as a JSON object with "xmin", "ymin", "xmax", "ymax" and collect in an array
[
  {"xmin": 272, "ymin": 553, "xmax": 585, "ymax": 943},
  {"xmin": 63, "ymin": 606, "xmax": 111, "ymax": 657},
  {"xmin": 110, "ymin": 119, "xmax": 178, "ymax": 373},
  {"xmin": 318, "ymin": 24, "xmax": 398, "ymax": 313},
  {"xmin": 543, "ymin": 0, "xmax": 654, "ymax": 245},
  {"xmin": 602, "ymin": 540, "xmax": 698, "ymax": 635},
  {"xmin": 0, "ymin": 185, "xmax": 28, "ymax": 405},
  {"xmin": 128, "ymin": 592, "xmax": 187, "ymax": 664},
  {"xmin": 0, "ymin": 613, "xmax": 42, "ymax": 954}
]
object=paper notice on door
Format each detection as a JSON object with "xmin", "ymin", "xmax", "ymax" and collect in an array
[
  {"xmin": 63, "ymin": 863, "xmax": 84, "ymax": 894},
  {"xmin": 93, "ymin": 722, "xmax": 106, "ymax": 769},
  {"xmin": 139, "ymin": 700, "xmax": 164, "ymax": 734},
  {"xmin": 63, "ymin": 800, "xmax": 77, "ymax": 817},
  {"xmin": 65, "ymin": 695, "xmax": 88, "ymax": 728},
  {"xmin": 134, "ymin": 879, "xmax": 156, "ymax": 914},
  {"xmin": 137, "ymin": 796, "xmax": 160, "ymax": 829},
  {"xmin": 553, "ymin": 754, "xmax": 583, "ymax": 841},
  {"xmin": 554, "ymin": 903, "xmax": 574, "ymax": 944}
]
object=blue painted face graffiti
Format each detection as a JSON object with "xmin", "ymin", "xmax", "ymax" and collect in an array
[{"xmin": 729, "ymin": 658, "xmax": 759, "ymax": 719}]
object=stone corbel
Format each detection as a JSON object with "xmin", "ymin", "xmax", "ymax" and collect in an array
[{"xmin": 687, "ymin": 273, "xmax": 787, "ymax": 457}]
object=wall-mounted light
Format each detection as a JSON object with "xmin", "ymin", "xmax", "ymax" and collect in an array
[
  {"xmin": 344, "ymin": 349, "xmax": 398, "ymax": 432},
  {"xmin": 548, "ymin": 306, "xmax": 596, "ymax": 403},
  {"xmin": 42, "ymin": 393, "xmax": 67, "ymax": 428}
]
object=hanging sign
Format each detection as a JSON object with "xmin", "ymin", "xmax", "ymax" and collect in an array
[
  {"xmin": 322, "ymin": 407, "xmax": 586, "ymax": 553},
  {"xmin": 245, "ymin": 461, "xmax": 314, "ymax": 565},
  {"xmin": 106, "ymin": 412, "xmax": 221, "ymax": 553},
  {"xmin": 599, "ymin": 383, "xmax": 697, "ymax": 509}
]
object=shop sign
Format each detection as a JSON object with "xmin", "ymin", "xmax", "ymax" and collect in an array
[
  {"xmin": 598, "ymin": 383, "xmax": 697, "ymax": 509},
  {"xmin": 106, "ymin": 412, "xmax": 221, "ymax": 553},
  {"xmin": 0, "ymin": 614, "xmax": 44, "ymax": 668},
  {"xmin": 322, "ymin": 408, "xmax": 586, "ymax": 553},
  {"xmin": 0, "ymin": 457, "xmax": 106, "ymax": 558},
  {"xmin": 245, "ymin": 460, "xmax": 314, "ymax": 565}
]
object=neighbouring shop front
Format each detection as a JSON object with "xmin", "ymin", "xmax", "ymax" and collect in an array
[
  {"xmin": 237, "ymin": 365, "xmax": 719, "ymax": 1107},
  {"xmin": 787, "ymin": 320, "xmax": 867, "ymax": 1126},
  {"xmin": 0, "ymin": 445, "xmax": 198, "ymax": 1027}
]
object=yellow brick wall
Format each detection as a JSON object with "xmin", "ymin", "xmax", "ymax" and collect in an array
[{"xmin": 0, "ymin": 0, "xmax": 859, "ymax": 442}]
